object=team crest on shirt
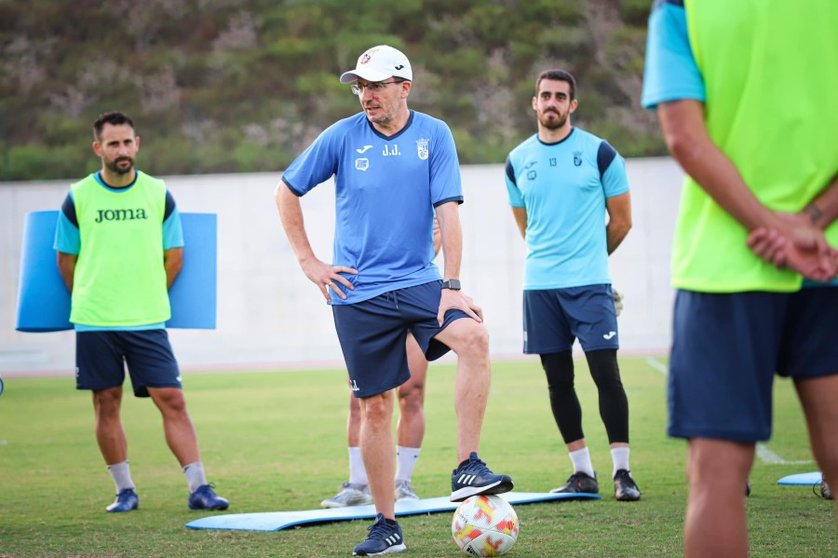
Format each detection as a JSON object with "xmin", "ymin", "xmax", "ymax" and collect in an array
[
  {"xmin": 355, "ymin": 158, "xmax": 369, "ymax": 171},
  {"xmin": 416, "ymin": 138, "xmax": 429, "ymax": 160},
  {"xmin": 573, "ymin": 151, "xmax": 583, "ymax": 167}
]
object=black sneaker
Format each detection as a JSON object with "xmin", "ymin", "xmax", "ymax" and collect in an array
[
  {"xmin": 352, "ymin": 513, "xmax": 406, "ymax": 556},
  {"xmin": 551, "ymin": 471, "xmax": 599, "ymax": 494},
  {"xmin": 450, "ymin": 452, "xmax": 514, "ymax": 502},
  {"xmin": 613, "ymin": 469, "xmax": 641, "ymax": 501}
]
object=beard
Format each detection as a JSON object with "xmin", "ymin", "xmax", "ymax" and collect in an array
[
  {"xmin": 538, "ymin": 109, "xmax": 568, "ymax": 130},
  {"xmin": 106, "ymin": 157, "xmax": 134, "ymax": 174}
]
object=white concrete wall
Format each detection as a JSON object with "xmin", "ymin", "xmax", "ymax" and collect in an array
[{"xmin": 0, "ymin": 158, "xmax": 684, "ymax": 375}]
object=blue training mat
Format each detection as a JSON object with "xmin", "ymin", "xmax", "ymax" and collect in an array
[
  {"xmin": 777, "ymin": 472, "xmax": 822, "ymax": 486},
  {"xmin": 16, "ymin": 210, "xmax": 217, "ymax": 331},
  {"xmin": 186, "ymin": 492, "xmax": 599, "ymax": 532}
]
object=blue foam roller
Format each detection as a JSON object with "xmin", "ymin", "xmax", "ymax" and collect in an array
[
  {"xmin": 186, "ymin": 491, "xmax": 600, "ymax": 532},
  {"xmin": 16, "ymin": 211, "xmax": 72, "ymax": 332},
  {"xmin": 16, "ymin": 210, "xmax": 217, "ymax": 331},
  {"xmin": 777, "ymin": 472, "xmax": 822, "ymax": 485},
  {"xmin": 166, "ymin": 213, "xmax": 217, "ymax": 329}
]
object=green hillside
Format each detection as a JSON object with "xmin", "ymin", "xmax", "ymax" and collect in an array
[{"xmin": 0, "ymin": 0, "xmax": 660, "ymax": 180}]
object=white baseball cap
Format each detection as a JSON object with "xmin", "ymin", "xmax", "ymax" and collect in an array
[{"xmin": 339, "ymin": 45, "xmax": 413, "ymax": 84}]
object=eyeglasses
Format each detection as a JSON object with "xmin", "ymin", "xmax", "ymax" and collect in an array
[{"xmin": 351, "ymin": 80, "xmax": 402, "ymax": 95}]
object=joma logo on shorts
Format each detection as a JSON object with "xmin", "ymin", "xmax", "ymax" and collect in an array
[{"xmin": 95, "ymin": 208, "xmax": 148, "ymax": 223}]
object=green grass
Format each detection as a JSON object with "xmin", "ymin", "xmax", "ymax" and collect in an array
[{"xmin": 0, "ymin": 356, "xmax": 835, "ymax": 557}]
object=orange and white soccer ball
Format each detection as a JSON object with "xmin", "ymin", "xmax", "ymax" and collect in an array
[{"xmin": 451, "ymin": 495, "xmax": 519, "ymax": 556}]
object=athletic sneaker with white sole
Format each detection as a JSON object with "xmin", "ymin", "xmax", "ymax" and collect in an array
[
  {"xmin": 613, "ymin": 469, "xmax": 641, "ymax": 501},
  {"xmin": 450, "ymin": 452, "xmax": 514, "ymax": 502},
  {"xmin": 394, "ymin": 479, "xmax": 419, "ymax": 502},
  {"xmin": 321, "ymin": 481, "xmax": 373, "ymax": 508},
  {"xmin": 106, "ymin": 488, "xmax": 139, "ymax": 512},
  {"xmin": 352, "ymin": 513, "xmax": 406, "ymax": 556}
]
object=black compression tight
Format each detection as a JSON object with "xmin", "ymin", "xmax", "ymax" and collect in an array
[{"xmin": 540, "ymin": 349, "xmax": 629, "ymax": 445}]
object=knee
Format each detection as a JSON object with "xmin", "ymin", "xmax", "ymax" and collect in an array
[
  {"xmin": 586, "ymin": 350, "xmax": 623, "ymax": 390},
  {"xmin": 541, "ymin": 352, "xmax": 574, "ymax": 390},
  {"xmin": 398, "ymin": 382, "xmax": 425, "ymax": 414},
  {"xmin": 348, "ymin": 396, "xmax": 363, "ymax": 423},
  {"xmin": 687, "ymin": 439, "xmax": 753, "ymax": 485},
  {"xmin": 361, "ymin": 393, "xmax": 392, "ymax": 425},
  {"xmin": 153, "ymin": 389, "xmax": 188, "ymax": 416},
  {"xmin": 93, "ymin": 388, "xmax": 122, "ymax": 418},
  {"xmin": 456, "ymin": 323, "xmax": 490, "ymax": 359}
]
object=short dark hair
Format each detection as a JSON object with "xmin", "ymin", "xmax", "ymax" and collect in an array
[
  {"xmin": 535, "ymin": 69, "xmax": 577, "ymax": 100},
  {"xmin": 93, "ymin": 111, "xmax": 135, "ymax": 139}
]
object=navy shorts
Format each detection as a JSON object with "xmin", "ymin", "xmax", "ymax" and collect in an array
[
  {"xmin": 332, "ymin": 281, "xmax": 470, "ymax": 398},
  {"xmin": 523, "ymin": 284, "xmax": 619, "ymax": 354},
  {"xmin": 76, "ymin": 330, "xmax": 182, "ymax": 398},
  {"xmin": 668, "ymin": 288, "xmax": 838, "ymax": 442}
]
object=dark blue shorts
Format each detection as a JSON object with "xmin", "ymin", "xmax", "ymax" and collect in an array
[
  {"xmin": 668, "ymin": 288, "xmax": 838, "ymax": 442},
  {"xmin": 332, "ymin": 281, "xmax": 470, "ymax": 398},
  {"xmin": 76, "ymin": 330, "xmax": 181, "ymax": 398},
  {"xmin": 523, "ymin": 284, "xmax": 619, "ymax": 354}
]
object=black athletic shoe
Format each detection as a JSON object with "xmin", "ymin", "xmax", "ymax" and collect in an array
[
  {"xmin": 450, "ymin": 452, "xmax": 514, "ymax": 502},
  {"xmin": 352, "ymin": 513, "xmax": 406, "ymax": 556},
  {"xmin": 613, "ymin": 469, "xmax": 641, "ymax": 501},
  {"xmin": 551, "ymin": 471, "xmax": 599, "ymax": 494}
]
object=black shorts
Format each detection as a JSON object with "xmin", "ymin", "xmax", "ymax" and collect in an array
[
  {"xmin": 523, "ymin": 284, "xmax": 619, "ymax": 354},
  {"xmin": 75, "ymin": 330, "xmax": 181, "ymax": 397},
  {"xmin": 669, "ymin": 288, "xmax": 838, "ymax": 441},
  {"xmin": 332, "ymin": 281, "xmax": 469, "ymax": 398}
]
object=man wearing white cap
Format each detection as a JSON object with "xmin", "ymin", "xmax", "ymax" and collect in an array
[{"xmin": 275, "ymin": 44, "xmax": 513, "ymax": 556}]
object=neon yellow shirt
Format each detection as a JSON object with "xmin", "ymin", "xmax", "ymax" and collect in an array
[{"xmin": 672, "ymin": 0, "xmax": 838, "ymax": 292}]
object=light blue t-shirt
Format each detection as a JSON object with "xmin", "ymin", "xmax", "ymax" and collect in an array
[
  {"xmin": 53, "ymin": 171, "xmax": 184, "ymax": 331},
  {"xmin": 505, "ymin": 127, "xmax": 629, "ymax": 290},
  {"xmin": 282, "ymin": 110, "xmax": 463, "ymax": 305}
]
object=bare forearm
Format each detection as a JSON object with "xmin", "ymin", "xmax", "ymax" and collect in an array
[
  {"xmin": 606, "ymin": 222, "xmax": 630, "ymax": 254},
  {"xmin": 605, "ymin": 193, "xmax": 631, "ymax": 254},
  {"xmin": 56, "ymin": 252, "xmax": 76, "ymax": 292},
  {"xmin": 164, "ymin": 247, "xmax": 183, "ymax": 289},
  {"xmin": 275, "ymin": 182, "xmax": 316, "ymax": 266},
  {"xmin": 436, "ymin": 202, "xmax": 463, "ymax": 279},
  {"xmin": 511, "ymin": 207, "xmax": 527, "ymax": 240},
  {"xmin": 804, "ymin": 174, "xmax": 838, "ymax": 229},
  {"xmin": 659, "ymin": 100, "xmax": 777, "ymax": 231}
]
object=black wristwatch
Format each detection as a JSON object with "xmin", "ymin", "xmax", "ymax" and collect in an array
[{"xmin": 441, "ymin": 279, "xmax": 461, "ymax": 291}]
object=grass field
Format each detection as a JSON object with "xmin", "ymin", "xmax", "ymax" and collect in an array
[{"xmin": 0, "ymin": 356, "xmax": 835, "ymax": 557}]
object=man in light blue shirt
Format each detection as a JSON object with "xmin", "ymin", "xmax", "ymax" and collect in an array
[
  {"xmin": 505, "ymin": 69, "xmax": 638, "ymax": 501},
  {"xmin": 275, "ymin": 45, "xmax": 513, "ymax": 556}
]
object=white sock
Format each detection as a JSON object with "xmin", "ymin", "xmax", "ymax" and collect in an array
[
  {"xmin": 107, "ymin": 461, "xmax": 135, "ymax": 493},
  {"xmin": 183, "ymin": 461, "xmax": 207, "ymax": 493},
  {"xmin": 611, "ymin": 446, "xmax": 631, "ymax": 478},
  {"xmin": 395, "ymin": 446, "xmax": 421, "ymax": 483},
  {"xmin": 348, "ymin": 447, "xmax": 368, "ymax": 486},
  {"xmin": 569, "ymin": 447, "xmax": 595, "ymax": 478}
]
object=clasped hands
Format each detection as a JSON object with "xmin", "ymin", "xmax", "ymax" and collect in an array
[{"xmin": 748, "ymin": 212, "xmax": 838, "ymax": 282}]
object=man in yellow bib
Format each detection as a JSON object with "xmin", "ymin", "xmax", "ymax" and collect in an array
[
  {"xmin": 642, "ymin": 1, "xmax": 838, "ymax": 555},
  {"xmin": 54, "ymin": 112, "xmax": 228, "ymax": 513}
]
